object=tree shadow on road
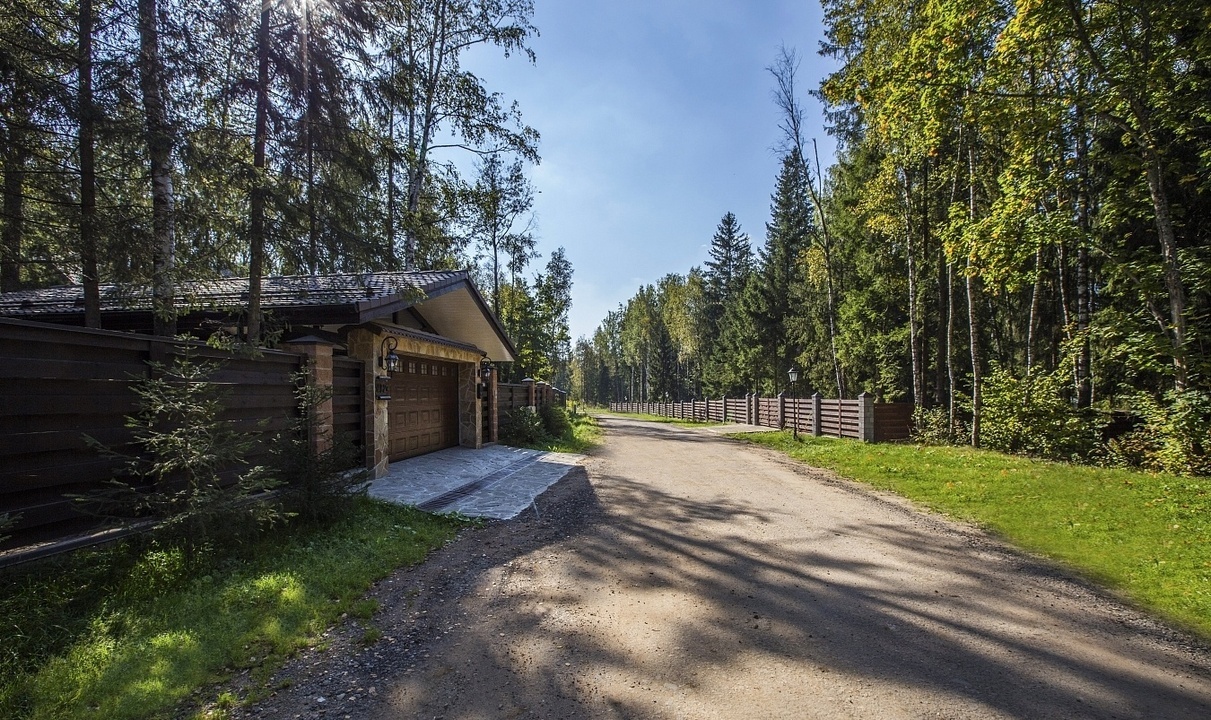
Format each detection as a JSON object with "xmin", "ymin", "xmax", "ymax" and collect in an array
[{"xmin": 398, "ymin": 467, "xmax": 1209, "ymax": 718}]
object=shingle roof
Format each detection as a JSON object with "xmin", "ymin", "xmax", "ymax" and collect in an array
[{"xmin": 0, "ymin": 270, "xmax": 468, "ymax": 317}]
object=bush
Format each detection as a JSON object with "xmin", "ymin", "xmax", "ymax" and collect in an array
[
  {"xmin": 911, "ymin": 406, "xmax": 956, "ymax": 445},
  {"xmin": 500, "ymin": 408, "xmax": 550, "ymax": 446},
  {"xmin": 539, "ymin": 403, "xmax": 572, "ymax": 438},
  {"xmin": 80, "ymin": 346, "xmax": 284, "ymax": 558},
  {"xmin": 980, "ymin": 365, "xmax": 1101, "ymax": 461},
  {"xmin": 1108, "ymin": 390, "xmax": 1211, "ymax": 476}
]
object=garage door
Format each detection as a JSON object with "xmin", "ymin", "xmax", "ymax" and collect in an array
[{"xmin": 388, "ymin": 358, "xmax": 459, "ymax": 461}]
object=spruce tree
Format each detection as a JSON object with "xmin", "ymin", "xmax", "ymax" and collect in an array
[{"xmin": 750, "ymin": 149, "xmax": 813, "ymax": 394}]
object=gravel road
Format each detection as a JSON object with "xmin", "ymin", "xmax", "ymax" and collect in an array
[{"xmin": 227, "ymin": 414, "xmax": 1211, "ymax": 719}]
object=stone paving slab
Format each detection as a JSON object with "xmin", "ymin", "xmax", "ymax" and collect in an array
[{"xmin": 366, "ymin": 445, "xmax": 584, "ymax": 520}]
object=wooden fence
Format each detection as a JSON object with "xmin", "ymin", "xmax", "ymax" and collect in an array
[
  {"xmin": 331, "ymin": 357, "xmax": 364, "ymax": 446},
  {"xmin": 609, "ymin": 392, "xmax": 913, "ymax": 443},
  {"xmin": 0, "ymin": 318, "xmax": 356, "ymax": 561},
  {"xmin": 497, "ymin": 380, "xmax": 567, "ymax": 416}
]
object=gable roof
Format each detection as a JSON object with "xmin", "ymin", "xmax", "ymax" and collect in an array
[{"xmin": 0, "ymin": 270, "xmax": 517, "ymax": 361}]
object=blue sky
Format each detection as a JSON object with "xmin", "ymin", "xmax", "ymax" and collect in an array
[{"xmin": 467, "ymin": 1, "xmax": 838, "ymax": 341}]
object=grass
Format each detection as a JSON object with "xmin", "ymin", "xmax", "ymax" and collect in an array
[
  {"xmin": 547, "ymin": 410, "xmax": 603, "ymax": 454},
  {"xmin": 603, "ymin": 409, "xmax": 720, "ymax": 428},
  {"xmin": 0, "ymin": 497, "xmax": 469, "ymax": 720},
  {"xmin": 739, "ymin": 431, "xmax": 1211, "ymax": 639},
  {"xmin": 503, "ymin": 407, "xmax": 602, "ymax": 454}
]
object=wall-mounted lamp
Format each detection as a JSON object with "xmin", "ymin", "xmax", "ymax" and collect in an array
[
  {"xmin": 480, "ymin": 362, "xmax": 494, "ymax": 384},
  {"xmin": 380, "ymin": 336, "xmax": 402, "ymax": 373}
]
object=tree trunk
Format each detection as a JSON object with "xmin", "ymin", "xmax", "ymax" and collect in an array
[
  {"xmin": 904, "ymin": 168, "xmax": 923, "ymax": 408},
  {"xmin": 1075, "ymin": 107, "xmax": 1092, "ymax": 406},
  {"xmin": 967, "ymin": 145, "xmax": 982, "ymax": 448},
  {"xmin": 385, "ymin": 57, "xmax": 397, "ymax": 269},
  {"xmin": 1, "ymin": 96, "xmax": 28, "ymax": 292},
  {"xmin": 1026, "ymin": 245, "xmax": 1042, "ymax": 376},
  {"xmin": 946, "ymin": 261, "xmax": 957, "ymax": 439},
  {"xmin": 247, "ymin": 0, "xmax": 271, "ymax": 344},
  {"xmin": 138, "ymin": 0, "xmax": 176, "ymax": 337},
  {"xmin": 934, "ymin": 213, "xmax": 948, "ymax": 408},
  {"xmin": 303, "ymin": 6, "xmax": 318, "ymax": 274},
  {"xmin": 1142, "ymin": 151, "xmax": 1188, "ymax": 390},
  {"xmin": 79, "ymin": 0, "xmax": 101, "ymax": 328},
  {"xmin": 404, "ymin": 0, "xmax": 449, "ymax": 269}
]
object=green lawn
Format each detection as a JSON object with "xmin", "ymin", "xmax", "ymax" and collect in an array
[
  {"xmin": 0, "ymin": 499, "xmax": 469, "ymax": 720},
  {"xmin": 603, "ymin": 410, "xmax": 720, "ymax": 428},
  {"xmin": 738, "ymin": 432, "xmax": 1211, "ymax": 638}
]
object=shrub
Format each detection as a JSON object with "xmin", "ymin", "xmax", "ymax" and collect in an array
[
  {"xmin": 910, "ymin": 406, "xmax": 955, "ymax": 445},
  {"xmin": 980, "ymin": 364, "xmax": 1101, "ymax": 461},
  {"xmin": 500, "ymin": 408, "xmax": 550, "ymax": 446},
  {"xmin": 1109, "ymin": 390, "xmax": 1211, "ymax": 476},
  {"xmin": 81, "ymin": 346, "xmax": 284, "ymax": 559},
  {"xmin": 539, "ymin": 403, "xmax": 572, "ymax": 439}
]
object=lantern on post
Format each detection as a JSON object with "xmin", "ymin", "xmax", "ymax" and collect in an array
[{"xmin": 787, "ymin": 366, "xmax": 800, "ymax": 440}]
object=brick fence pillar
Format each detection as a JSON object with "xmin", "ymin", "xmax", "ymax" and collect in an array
[
  {"xmin": 345, "ymin": 327, "xmax": 388, "ymax": 477},
  {"xmin": 811, "ymin": 392, "xmax": 823, "ymax": 437},
  {"xmin": 523, "ymin": 377, "xmax": 536, "ymax": 409},
  {"xmin": 858, "ymin": 391, "xmax": 875, "ymax": 442},
  {"xmin": 489, "ymin": 366, "xmax": 499, "ymax": 443},
  {"xmin": 283, "ymin": 336, "xmax": 335, "ymax": 456},
  {"xmin": 777, "ymin": 392, "xmax": 786, "ymax": 431}
]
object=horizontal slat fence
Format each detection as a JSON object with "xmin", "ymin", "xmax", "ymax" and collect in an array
[
  {"xmin": 331, "ymin": 357, "xmax": 364, "ymax": 448},
  {"xmin": 610, "ymin": 392, "xmax": 914, "ymax": 443},
  {"xmin": 497, "ymin": 381, "xmax": 567, "ymax": 416},
  {"xmin": 0, "ymin": 318, "xmax": 310, "ymax": 557}
]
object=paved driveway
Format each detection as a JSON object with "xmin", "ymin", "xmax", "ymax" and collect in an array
[{"xmin": 367, "ymin": 444, "xmax": 584, "ymax": 519}]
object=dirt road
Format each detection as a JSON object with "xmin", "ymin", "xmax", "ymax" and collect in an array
[{"xmin": 233, "ymin": 415, "xmax": 1211, "ymax": 719}]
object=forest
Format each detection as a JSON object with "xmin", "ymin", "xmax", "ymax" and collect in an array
[
  {"xmin": 0, "ymin": 0, "xmax": 570, "ymax": 383},
  {"xmin": 573, "ymin": 0, "xmax": 1210, "ymax": 473}
]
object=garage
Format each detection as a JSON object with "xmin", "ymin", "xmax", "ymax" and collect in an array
[{"xmin": 388, "ymin": 357, "xmax": 459, "ymax": 461}]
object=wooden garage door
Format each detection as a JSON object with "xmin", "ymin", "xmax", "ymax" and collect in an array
[{"xmin": 388, "ymin": 358, "xmax": 459, "ymax": 461}]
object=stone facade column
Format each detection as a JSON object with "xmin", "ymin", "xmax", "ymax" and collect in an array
[
  {"xmin": 811, "ymin": 392, "xmax": 823, "ymax": 437},
  {"xmin": 282, "ymin": 336, "xmax": 335, "ymax": 456},
  {"xmin": 346, "ymin": 327, "xmax": 389, "ymax": 477},
  {"xmin": 459, "ymin": 363, "xmax": 482, "ymax": 449}
]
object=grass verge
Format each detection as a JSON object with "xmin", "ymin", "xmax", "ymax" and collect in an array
[
  {"xmin": 500, "ymin": 406, "xmax": 602, "ymax": 455},
  {"xmin": 0, "ymin": 497, "xmax": 469, "ymax": 720},
  {"xmin": 548, "ymin": 410, "xmax": 603, "ymax": 454},
  {"xmin": 603, "ymin": 410, "xmax": 719, "ymax": 428},
  {"xmin": 738, "ymin": 431, "xmax": 1211, "ymax": 639}
]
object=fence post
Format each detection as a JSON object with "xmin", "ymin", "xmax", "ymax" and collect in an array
[
  {"xmin": 777, "ymin": 392, "xmax": 786, "ymax": 431},
  {"xmin": 858, "ymin": 391, "xmax": 875, "ymax": 442},
  {"xmin": 489, "ymin": 366, "xmax": 499, "ymax": 443},
  {"xmin": 722, "ymin": 397, "xmax": 728, "ymax": 423},
  {"xmin": 523, "ymin": 377, "xmax": 536, "ymax": 410},
  {"xmin": 283, "ymin": 336, "xmax": 335, "ymax": 456},
  {"xmin": 811, "ymin": 392, "xmax": 822, "ymax": 437}
]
